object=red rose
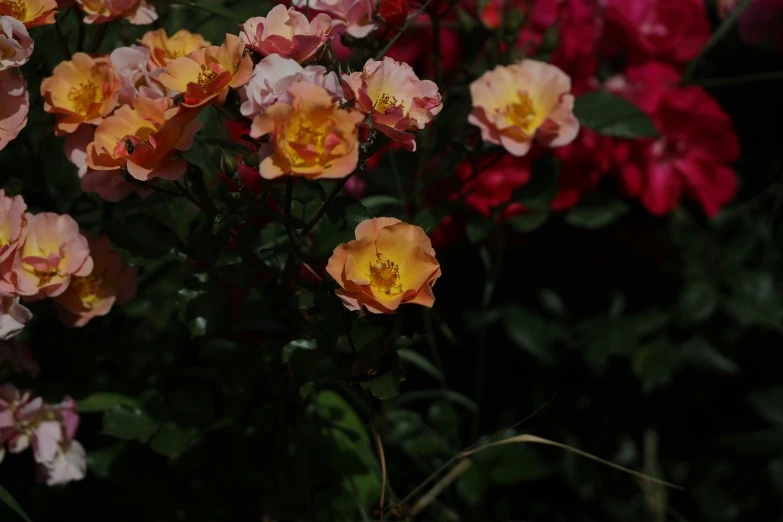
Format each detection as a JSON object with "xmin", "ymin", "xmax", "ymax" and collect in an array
[
  {"xmin": 379, "ymin": 0, "xmax": 409, "ymax": 27},
  {"xmin": 611, "ymin": 63, "xmax": 740, "ymax": 217},
  {"xmin": 603, "ymin": 0, "xmax": 711, "ymax": 66}
]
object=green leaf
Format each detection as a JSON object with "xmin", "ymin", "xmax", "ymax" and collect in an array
[
  {"xmin": 0, "ymin": 485, "xmax": 31, "ymax": 522},
  {"xmin": 77, "ymin": 392, "xmax": 140, "ymax": 412},
  {"xmin": 295, "ymin": 292, "xmax": 316, "ymax": 310},
  {"xmin": 502, "ymin": 305, "xmax": 561, "ymax": 364},
  {"xmin": 749, "ymin": 388, "xmax": 783, "ymax": 425},
  {"xmin": 86, "ymin": 443, "xmax": 126, "ymax": 479},
  {"xmin": 566, "ymin": 200, "xmax": 629, "ymax": 229},
  {"xmin": 677, "ymin": 283, "xmax": 718, "ymax": 324},
  {"xmin": 506, "ymin": 212, "xmax": 549, "ymax": 232},
  {"xmin": 176, "ymin": 273, "xmax": 221, "ymax": 337},
  {"xmin": 150, "ymin": 426, "xmax": 201, "ymax": 460},
  {"xmin": 510, "ymin": 154, "xmax": 560, "ymax": 211},
  {"xmin": 326, "ymin": 197, "xmax": 372, "ymax": 230},
  {"xmin": 466, "ymin": 219, "xmax": 494, "ymax": 244},
  {"xmin": 683, "ymin": 336, "xmax": 739, "ymax": 375},
  {"xmin": 282, "ymin": 338, "xmax": 317, "ymax": 364},
  {"xmin": 102, "ymin": 405, "xmax": 161, "ymax": 443},
  {"xmin": 106, "ymin": 214, "xmax": 185, "ymax": 259},
  {"xmin": 171, "ymin": 1, "xmax": 243, "ymax": 21},
  {"xmin": 632, "ymin": 337, "xmax": 682, "ymax": 392},
  {"xmin": 292, "ymin": 180, "xmax": 326, "ymax": 203},
  {"xmin": 398, "ymin": 349, "xmax": 443, "ymax": 383},
  {"xmin": 361, "ymin": 360, "xmax": 407, "ymax": 400},
  {"xmin": 412, "ymin": 209, "xmax": 438, "ymax": 234},
  {"xmin": 538, "ymin": 288, "xmax": 567, "ymax": 317},
  {"xmin": 361, "ymin": 195, "xmax": 403, "ymax": 208},
  {"xmin": 574, "ymin": 91, "xmax": 659, "ymax": 138}
]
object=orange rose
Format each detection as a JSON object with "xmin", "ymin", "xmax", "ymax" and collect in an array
[
  {"xmin": 40, "ymin": 53, "xmax": 120, "ymax": 136},
  {"xmin": 86, "ymin": 96, "xmax": 202, "ymax": 181},
  {"xmin": 140, "ymin": 28, "xmax": 210, "ymax": 68},
  {"xmin": 326, "ymin": 218, "xmax": 441, "ymax": 314},
  {"xmin": 0, "ymin": 0, "xmax": 56, "ymax": 28},
  {"xmin": 251, "ymin": 82, "xmax": 363, "ymax": 180},
  {"xmin": 158, "ymin": 34, "xmax": 253, "ymax": 119}
]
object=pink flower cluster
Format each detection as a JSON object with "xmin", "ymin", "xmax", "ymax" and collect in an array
[
  {"xmin": 0, "ymin": 383, "xmax": 85, "ymax": 485},
  {"xmin": 0, "ymin": 190, "xmax": 136, "ymax": 333},
  {"xmin": 0, "ymin": 15, "xmax": 32, "ymax": 151}
]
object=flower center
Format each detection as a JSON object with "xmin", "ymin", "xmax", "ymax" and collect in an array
[
  {"xmin": 504, "ymin": 91, "xmax": 536, "ymax": 131},
  {"xmin": 1, "ymin": 0, "xmax": 26, "ymax": 20},
  {"xmin": 375, "ymin": 93, "xmax": 399, "ymax": 114},
  {"xmin": 68, "ymin": 273, "xmax": 102, "ymax": 306},
  {"xmin": 67, "ymin": 81, "xmax": 99, "ymax": 115},
  {"xmin": 369, "ymin": 253, "xmax": 403, "ymax": 296},
  {"xmin": 197, "ymin": 69, "xmax": 218, "ymax": 88}
]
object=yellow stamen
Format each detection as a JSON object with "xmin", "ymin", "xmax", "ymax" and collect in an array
[
  {"xmin": 369, "ymin": 253, "xmax": 403, "ymax": 296},
  {"xmin": 504, "ymin": 91, "xmax": 537, "ymax": 131},
  {"xmin": 1, "ymin": 0, "xmax": 26, "ymax": 20},
  {"xmin": 375, "ymin": 93, "xmax": 399, "ymax": 114},
  {"xmin": 68, "ymin": 273, "xmax": 102, "ymax": 306},
  {"xmin": 197, "ymin": 69, "xmax": 217, "ymax": 88},
  {"xmin": 67, "ymin": 81, "xmax": 99, "ymax": 115}
]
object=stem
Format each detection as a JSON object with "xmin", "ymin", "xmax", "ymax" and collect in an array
[
  {"xmin": 366, "ymin": 393, "xmax": 387, "ymax": 522},
  {"xmin": 375, "ymin": 0, "xmax": 436, "ymax": 60},
  {"xmin": 297, "ymin": 174, "xmax": 353, "ymax": 240}
]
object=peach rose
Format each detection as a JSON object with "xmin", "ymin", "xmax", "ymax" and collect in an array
[
  {"xmin": 469, "ymin": 59, "xmax": 579, "ymax": 156},
  {"xmin": 75, "ymin": 0, "xmax": 157, "ymax": 25},
  {"xmin": 0, "ymin": 69, "xmax": 28, "ymax": 151},
  {"xmin": 0, "ymin": 15, "xmax": 33, "ymax": 71},
  {"xmin": 158, "ymin": 34, "xmax": 253, "ymax": 119},
  {"xmin": 87, "ymin": 96, "xmax": 203, "ymax": 182},
  {"xmin": 0, "ymin": 296, "xmax": 32, "ymax": 340},
  {"xmin": 251, "ymin": 82, "xmax": 363, "ymax": 180},
  {"xmin": 7, "ymin": 212, "xmax": 93, "ymax": 300},
  {"xmin": 343, "ymin": 57, "xmax": 442, "ymax": 151},
  {"xmin": 41, "ymin": 52, "xmax": 120, "ymax": 135},
  {"xmin": 326, "ymin": 217, "xmax": 441, "ymax": 314},
  {"xmin": 0, "ymin": 189, "xmax": 26, "ymax": 265},
  {"xmin": 240, "ymin": 5, "xmax": 334, "ymax": 62},
  {"xmin": 54, "ymin": 233, "xmax": 136, "ymax": 327},
  {"xmin": 239, "ymin": 54, "xmax": 342, "ymax": 120},
  {"xmin": 292, "ymin": 0, "xmax": 377, "ymax": 38},
  {"xmin": 65, "ymin": 125, "xmax": 151, "ymax": 201},
  {"xmin": 140, "ymin": 28, "xmax": 210, "ymax": 68},
  {"xmin": 0, "ymin": 0, "xmax": 57, "ymax": 28}
]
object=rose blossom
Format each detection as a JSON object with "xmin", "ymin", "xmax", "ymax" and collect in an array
[
  {"xmin": 158, "ymin": 34, "xmax": 253, "ymax": 120},
  {"xmin": 251, "ymin": 82, "xmax": 363, "ymax": 180},
  {"xmin": 0, "ymin": 296, "xmax": 31, "ymax": 340},
  {"xmin": 41, "ymin": 52, "xmax": 120, "ymax": 135},
  {"xmin": 65, "ymin": 124, "xmax": 151, "ymax": 202},
  {"xmin": 611, "ymin": 63, "xmax": 740, "ymax": 217},
  {"xmin": 6, "ymin": 212, "xmax": 93, "ymax": 300},
  {"xmin": 326, "ymin": 217, "xmax": 441, "ymax": 314},
  {"xmin": 75, "ymin": 0, "xmax": 157, "ymax": 25},
  {"xmin": 0, "ymin": 0, "xmax": 56, "ymax": 27},
  {"xmin": 239, "ymin": 54, "xmax": 342, "ymax": 120},
  {"xmin": 469, "ymin": 59, "xmax": 579, "ymax": 156},
  {"xmin": 0, "ymin": 189, "xmax": 26, "ymax": 264},
  {"xmin": 87, "ymin": 96, "xmax": 203, "ymax": 182},
  {"xmin": 140, "ymin": 28, "xmax": 210, "ymax": 68},
  {"xmin": 343, "ymin": 57, "xmax": 442, "ymax": 151},
  {"xmin": 0, "ymin": 15, "xmax": 33, "ymax": 71},
  {"xmin": 110, "ymin": 45, "xmax": 167, "ymax": 106},
  {"xmin": 54, "ymin": 233, "xmax": 137, "ymax": 327},
  {"xmin": 240, "ymin": 5, "xmax": 334, "ymax": 62},
  {"xmin": 603, "ymin": 0, "xmax": 711, "ymax": 65},
  {"xmin": 292, "ymin": 0, "xmax": 377, "ymax": 38},
  {"xmin": 0, "ymin": 69, "xmax": 28, "ymax": 150}
]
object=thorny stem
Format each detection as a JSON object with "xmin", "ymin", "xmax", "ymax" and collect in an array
[
  {"xmin": 375, "ymin": 0, "xmax": 436, "ymax": 60},
  {"xmin": 297, "ymin": 174, "xmax": 353, "ymax": 241},
  {"xmin": 366, "ymin": 393, "xmax": 388, "ymax": 522}
]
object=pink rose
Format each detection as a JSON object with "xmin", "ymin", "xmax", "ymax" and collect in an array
[
  {"xmin": 469, "ymin": 59, "xmax": 579, "ymax": 157},
  {"xmin": 0, "ymin": 296, "xmax": 32, "ymax": 340},
  {"xmin": 0, "ymin": 16, "xmax": 33, "ymax": 71},
  {"xmin": 343, "ymin": 57, "xmax": 443, "ymax": 151},
  {"xmin": 7, "ymin": 212, "xmax": 94, "ymax": 300},
  {"xmin": 603, "ymin": 0, "xmax": 711, "ymax": 66},
  {"xmin": 611, "ymin": 63, "xmax": 740, "ymax": 217},
  {"xmin": 240, "ymin": 5, "xmax": 335, "ymax": 62},
  {"xmin": 54, "ymin": 233, "xmax": 137, "ymax": 327},
  {"xmin": 0, "ymin": 189, "xmax": 26, "ymax": 264},
  {"xmin": 110, "ymin": 46, "xmax": 168, "ymax": 106},
  {"xmin": 239, "ymin": 54, "xmax": 342, "ymax": 120},
  {"xmin": 292, "ymin": 0, "xmax": 377, "ymax": 38},
  {"xmin": 0, "ymin": 69, "xmax": 28, "ymax": 151}
]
